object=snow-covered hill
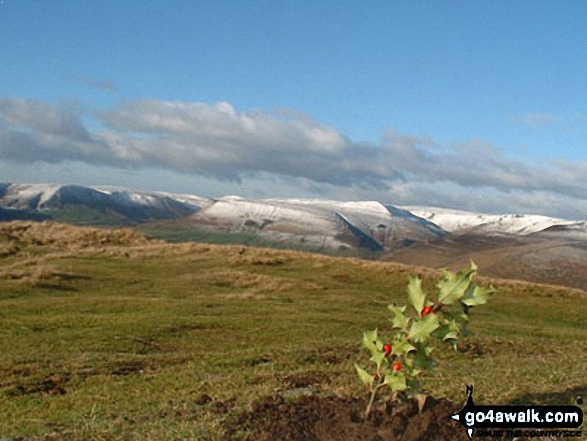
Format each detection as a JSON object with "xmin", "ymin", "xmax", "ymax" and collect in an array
[
  {"xmin": 0, "ymin": 183, "xmax": 209, "ymax": 221},
  {"xmin": 1, "ymin": 183, "xmax": 585, "ymax": 251},
  {"xmin": 402, "ymin": 206, "xmax": 578, "ymax": 236},
  {"xmin": 186, "ymin": 197, "xmax": 446, "ymax": 251}
]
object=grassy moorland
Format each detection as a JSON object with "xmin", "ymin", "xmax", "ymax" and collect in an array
[{"xmin": 0, "ymin": 221, "xmax": 585, "ymax": 440}]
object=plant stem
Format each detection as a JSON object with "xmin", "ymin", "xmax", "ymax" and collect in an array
[{"xmin": 365, "ymin": 386, "xmax": 379, "ymax": 418}]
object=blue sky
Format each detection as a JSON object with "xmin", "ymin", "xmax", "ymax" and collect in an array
[{"xmin": 1, "ymin": 1, "xmax": 587, "ymax": 218}]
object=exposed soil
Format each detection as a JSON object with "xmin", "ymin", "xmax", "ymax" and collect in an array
[
  {"xmin": 8, "ymin": 373, "xmax": 70, "ymax": 396},
  {"xmin": 224, "ymin": 394, "xmax": 481, "ymax": 441}
]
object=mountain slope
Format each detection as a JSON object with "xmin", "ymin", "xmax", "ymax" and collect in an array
[
  {"xmin": 177, "ymin": 197, "xmax": 447, "ymax": 252},
  {"xmin": 1, "ymin": 183, "xmax": 586, "ymax": 259},
  {"xmin": 0, "ymin": 183, "xmax": 449, "ymax": 252},
  {"xmin": 403, "ymin": 206, "xmax": 578, "ymax": 235},
  {"xmin": 0, "ymin": 183, "xmax": 209, "ymax": 225},
  {"xmin": 535, "ymin": 221, "xmax": 587, "ymax": 239},
  {"xmin": 383, "ymin": 234, "xmax": 587, "ymax": 290}
]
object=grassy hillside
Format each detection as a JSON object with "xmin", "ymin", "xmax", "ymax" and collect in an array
[
  {"xmin": 0, "ymin": 221, "xmax": 585, "ymax": 439},
  {"xmin": 384, "ymin": 234, "xmax": 587, "ymax": 291}
]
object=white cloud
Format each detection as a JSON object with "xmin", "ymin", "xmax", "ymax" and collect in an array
[
  {"xmin": 0, "ymin": 98, "xmax": 91, "ymax": 140},
  {"xmin": 1, "ymin": 97, "xmax": 587, "ymax": 219}
]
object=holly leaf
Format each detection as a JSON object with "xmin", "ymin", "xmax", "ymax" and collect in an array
[
  {"xmin": 433, "ymin": 324, "xmax": 458, "ymax": 341},
  {"xmin": 437, "ymin": 271, "xmax": 472, "ymax": 305},
  {"xmin": 370, "ymin": 350, "xmax": 386, "ymax": 369},
  {"xmin": 454, "ymin": 309, "xmax": 470, "ymax": 327},
  {"xmin": 408, "ymin": 313, "xmax": 440, "ymax": 342},
  {"xmin": 389, "ymin": 305, "xmax": 409, "ymax": 330},
  {"xmin": 469, "ymin": 260, "xmax": 478, "ymax": 272},
  {"xmin": 461, "ymin": 285, "xmax": 494, "ymax": 306},
  {"xmin": 407, "ymin": 276, "xmax": 426, "ymax": 315},
  {"xmin": 433, "ymin": 318, "xmax": 460, "ymax": 341},
  {"xmin": 436, "ymin": 262, "xmax": 477, "ymax": 305},
  {"xmin": 362, "ymin": 329, "xmax": 379, "ymax": 353},
  {"xmin": 355, "ymin": 364, "xmax": 374, "ymax": 387},
  {"xmin": 413, "ymin": 343, "xmax": 435, "ymax": 369},
  {"xmin": 392, "ymin": 338, "xmax": 417, "ymax": 356},
  {"xmin": 384, "ymin": 372, "xmax": 407, "ymax": 392}
]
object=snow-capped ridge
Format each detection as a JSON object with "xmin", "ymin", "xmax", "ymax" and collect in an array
[
  {"xmin": 402, "ymin": 206, "xmax": 578, "ymax": 236},
  {"xmin": 2, "ymin": 182, "xmax": 585, "ymax": 246}
]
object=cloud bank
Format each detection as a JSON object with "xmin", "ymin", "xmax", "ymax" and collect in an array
[{"xmin": 0, "ymin": 97, "xmax": 586, "ymax": 218}]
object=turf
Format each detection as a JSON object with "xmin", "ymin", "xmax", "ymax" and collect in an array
[{"xmin": 0, "ymin": 221, "xmax": 585, "ymax": 440}]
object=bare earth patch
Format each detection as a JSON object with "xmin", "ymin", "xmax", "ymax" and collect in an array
[{"xmin": 223, "ymin": 395, "xmax": 479, "ymax": 441}]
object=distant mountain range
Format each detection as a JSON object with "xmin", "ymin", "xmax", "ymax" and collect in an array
[
  {"xmin": 2, "ymin": 182, "xmax": 587, "ymax": 290},
  {"xmin": 1, "ymin": 182, "xmax": 585, "ymax": 248}
]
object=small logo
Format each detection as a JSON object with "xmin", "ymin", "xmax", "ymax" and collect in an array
[
  {"xmin": 451, "ymin": 385, "xmax": 476, "ymax": 438},
  {"xmin": 450, "ymin": 386, "xmax": 584, "ymax": 439}
]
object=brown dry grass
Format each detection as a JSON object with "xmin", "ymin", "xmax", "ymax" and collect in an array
[{"xmin": 0, "ymin": 220, "xmax": 150, "ymax": 248}]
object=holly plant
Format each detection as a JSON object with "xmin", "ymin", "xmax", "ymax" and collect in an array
[{"xmin": 355, "ymin": 261, "xmax": 494, "ymax": 417}]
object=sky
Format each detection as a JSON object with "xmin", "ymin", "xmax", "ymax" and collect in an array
[{"xmin": 1, "ymin": 1, "xmax": 587, "ymax": 219}]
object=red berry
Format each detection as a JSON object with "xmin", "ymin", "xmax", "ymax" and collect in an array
[
  {"xmin": 393, "ymin": 362, "xmax": 402, "ymax": 372},
  {"xmin": 383, "ymin": 343, "xmax": 392, "ymax": 355},
  {"xmin": 421, "ymin": 306, "xmax": 433, "ymax": 316},
  {"xmin": 374, "ymin": 373, "xmax": 380, "ymax": 381}
]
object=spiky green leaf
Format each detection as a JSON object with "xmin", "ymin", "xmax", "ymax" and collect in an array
[
  {"xmin": 355, "ymin": 364, "xmax": 374, "ymax": 387},
  {"xmin": 433, "ymin": 325, "xmax": 458, "ymax": 341},
  {"xmin": 436, "ymin": 262, "xmax": 478, "ymax": 305},
  {"xmin": 408, "ymin": 313, "xmax": 440, "ymax": 342},
  {"xmin": 362, "ymin": 329, "xmax": 378, "ymax": 352},
  {"xmin": 454, "ymin": 309, "xmax": 469, "ymax": 326},
  {"xmin": 469, "ymin": 260, "xmax": 478, "ymax": 272},
  {"xmin": 461, "ymin": 285, "xmax": 494, "ymax": 306},
  {"xmin": 384, "ymin": 372, "xmax": 407, "ymax": 392},
  {"xmin": 391, "ymin": 338, "xmax": 417, "ymax": 356},
  {"xmin": 433, "ymin": 318, "xmax": 461, "ymax": 341},
  {"xmin": 412, "ymin": 342, "xmax": 434, "ymax": 369},
  {"xmin": 407, "ymin": 276, "xmax": 426, "ymax": 315},
  {"xmin": 370, "ymin": 350, "xmax": 386, "ymax": 369},
  {"xmin": 389, "ymin": 305, "xmax": 410, "ymax": 330},
  {"xmin": 437, "ymin": 271, "xmax": 472, "ymax": 305}
]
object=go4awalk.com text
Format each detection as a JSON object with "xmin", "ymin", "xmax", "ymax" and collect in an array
[{"xmin": 451, "ymin": 386, "xmax": 584, "ymax": 439}]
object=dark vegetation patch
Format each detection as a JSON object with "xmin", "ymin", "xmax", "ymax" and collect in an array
[
  {"xmin": 0, "ymin": 207, "xmax": 49, "ymax": 222},
  {"xmin": 8, "ymin": 373, "xmax": 71, "ymax": 397},
  {"xmin": 103, "ymin": 356, "xmax": 188, "ymax": 376},
  {"xmin": 247, "ymin": 356, "xmax": 273, "ymax": 367},
  {"xmin": 280, "ymin": 372, "xmax": 331, "ymax": 389},
  {"xmin": 109, "ymin": 360, "xmax": 150, "ymax": 376}
]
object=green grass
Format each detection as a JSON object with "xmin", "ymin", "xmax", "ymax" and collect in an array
[
  {"xmin": 0, "ymin": 223, "xmax": 586, "ymax": 440},
  {"xmin": 50, "ymin": 207, "xmax": 135, "ymax": 227}
]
